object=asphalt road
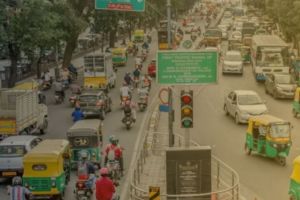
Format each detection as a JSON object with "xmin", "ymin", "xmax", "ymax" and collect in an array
[
  {"xmin": 0, "ymin": 31, "xmax": 159, "ymax": 200},
  {"xmin": 172, "ymin": 13, "xmax": 297, "ymax": 200}
]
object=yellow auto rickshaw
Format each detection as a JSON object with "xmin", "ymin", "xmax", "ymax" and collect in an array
[
  {"xmin": 112, "ymin": 47, "xmax": 128, "ymax": 67},
  {"xmin": 289, "ymin": 156, "xmax": 300, "ymax": 199},
  {"xmin": 245, "ymin": 114, "xmax": 292, "ymax": 166},
  {"xmin": 133, "ymin": 29, "xmax": 145, "ymax": 43},
  {"xmin": 22, "ymin": 139, "xmax": 71, "ymax": 200},
  {"xmin": 293, "ymin": 88, "xmax": 300, "ymax": 118}
]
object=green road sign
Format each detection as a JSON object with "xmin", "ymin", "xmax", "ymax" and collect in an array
[
  {"xmin": 95, "ymin": 0, "xmax": 145, "ymax": 12},
  {"xmin": 157, "ymin": 51, "xmax": 218, "ymax": 85}
]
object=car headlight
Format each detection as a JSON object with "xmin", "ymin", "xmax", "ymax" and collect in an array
[
  {"xmin": 239, "ymin": 110, "xmax": 248, "ymax": 115},
  {"xmin": 276, "ymin": 86, "xmax": 283, "ymax": 91}
]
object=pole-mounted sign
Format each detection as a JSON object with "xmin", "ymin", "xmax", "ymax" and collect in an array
[{"xmin": 95, "ymin": 0, "xmax": 145, "ymax": 12}]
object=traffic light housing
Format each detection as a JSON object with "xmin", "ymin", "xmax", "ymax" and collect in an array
[{"xmin": 181, "ymin": 90, "xmax": 193, "ymax": 128}]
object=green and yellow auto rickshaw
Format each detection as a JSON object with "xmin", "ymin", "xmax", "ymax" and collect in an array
[
  {"xmin": 112, "ymin": 47, "xmax": 127, "ymax": 67},
  {"xmin": 293, "ymin": 88, "xmax": 300, "ymax": 118},
  {"xmin": 289, "ymin": 156, "xmax": 300, "ymax": 199},
  {"xmin": 67, "ymin": 119, "xmax": 103, "ymax": 168},
  {"xmin": 245, "ymin": 114, "xmax": 292, "ymax": 166},
  {"xmin": 133, "ymin": 29, "xmax": 145, "ymax": 43},
  {"xmin": 241, "ymin": 46, "xmax": 251, "ymax": 64},
  {"xmin": 23, "ymin": 139, "xmax": 71, "ymax": 200}
]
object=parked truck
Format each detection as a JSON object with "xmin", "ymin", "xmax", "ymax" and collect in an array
[
  {"xmin": 0, "ymin": 89, "xmax": 48, "ymax": 139},
  {"xmin": 251, "ymin": 35, "xmax": 289, "ymax": 81}
]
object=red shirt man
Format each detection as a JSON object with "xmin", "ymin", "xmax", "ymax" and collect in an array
[{"xmin": 95, "ymin": 168, "xmax": 115, "ymax": 200}]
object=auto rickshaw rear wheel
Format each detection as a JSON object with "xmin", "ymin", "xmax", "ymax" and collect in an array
[
  {"xmin": 292, "ymin": 109, "xmax": 298, "ymax": 118},
  {"xmin": 244, "ymin": 143, "xmax": 252, "ymax": 155},
  {"xmin": 277, "ymin": 157, "xmax": 286, "ymax": 166}
]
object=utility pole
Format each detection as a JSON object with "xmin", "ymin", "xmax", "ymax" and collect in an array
[
  {"xmin": 167, "ymin": 0, "xmax": 171, "ymax": 49},
  {"xmin": 167, "ymin": 0, "xmax": 174, "ymax": 147}
]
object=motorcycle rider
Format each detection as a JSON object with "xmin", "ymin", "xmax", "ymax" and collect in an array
[
  {"xmin": 119, "ymin": 82, "xmax": 132, "ymax": 103},
  {"xmin": 141, "ymin": 74, "xmax": 152, "ymax": 91},
  {"xmin": 7, "ymin": 176, "xmax": 31, "ymax": 200},
  {"xmin": 77, "ymin": 151, "xmax": 96, "ymax": 192},
  {"xmin": 122, "ymin": 99, "xmax": 137, "ymax": 122},
  {"xmin": 133, "ymin": 67, "xmax": 141, "ymax": 88},
  {"xmin": 138, "ymin": 84, "xmax": 149, "ymax": 105},
  {"xmin": 53, "ymin": 79, "xmax": 65, "ymax": 101},
  {"xmin": 72, "ymin": 106, "xmax": 84, "ymax": 122},
  {"xmin": 95, "ymin": 168, "xmax": 116, "ymax": 200},
  {"xmin": 124, "ymin": 72, "xmax": 133, "ymax": 86},
  {"xmin": 104, "ymin": 136, "xmax": 124, "ymax": 174}
]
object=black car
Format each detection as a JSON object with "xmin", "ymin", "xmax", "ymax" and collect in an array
[{"xmin": 79, "ymin": 90, "xmax": 112, "ymax": 120}]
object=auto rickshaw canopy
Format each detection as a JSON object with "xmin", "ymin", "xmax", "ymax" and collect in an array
[
  {"xmin": 291, "ymin": 156, "xmax": 300, "ymax": 183},
  {"xmin": 67, "ymin": 119, "xmax": 102, "ymax": 137},
  {"xmin": 23, "ymin": 139, "xmax": 70, "ymax": 177},
  {"xmin": 247, "ymin": 114, "xmax": 291, "ymax": 142},
  {"xmin": 112, "ymin": 47, "xmax": 127, "ymax": 55}
]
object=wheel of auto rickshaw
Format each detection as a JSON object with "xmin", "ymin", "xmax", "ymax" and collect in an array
[
  {"xmin": 244, "ymin": 143, "xmax": 252, "ymax": 155},
  {"xmin": 293, "ymin": 109, "xmax": 298, "ymax": 118},
  {"xmin": 277, "ymin": 157, "xmax": 286, "ymax": 166}
]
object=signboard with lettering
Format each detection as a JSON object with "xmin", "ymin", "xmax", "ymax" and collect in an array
[
  {"xmin": 157, "ymin": 51, "xmax": 218, "ymax": 85},
  {"xmin": 95, "ymin": 0, "xmax": 145, "ymax": 12},
  {"xmin": 166, "ymin": 147, "xmax": 211, "ymax": 200}
]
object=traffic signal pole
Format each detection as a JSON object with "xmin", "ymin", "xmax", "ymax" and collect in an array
[
  {"xmin": 185, "ymin": 129, "xmax": 190, "ymax": 148},
  {"xmin": 167, "ymin": 0, "xmax": 171, "ymax": 49}
]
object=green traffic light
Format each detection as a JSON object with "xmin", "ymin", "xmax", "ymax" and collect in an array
[{"xmin": 182, "ymin": 119, "xmax": 192, "ymax": 128}]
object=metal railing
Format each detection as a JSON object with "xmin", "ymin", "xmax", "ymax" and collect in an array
[{"xmin": 129, "ymin": 106, "xmax": 240, "ymax": 200}]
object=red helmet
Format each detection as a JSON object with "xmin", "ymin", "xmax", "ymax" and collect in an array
[{"xmin": 100, "ymin": 167, "xmax": 109, "ymax": 176}]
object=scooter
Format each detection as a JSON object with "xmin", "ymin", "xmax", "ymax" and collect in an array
[
  {"xmin": 74, "ymin": 175, "xmax": 95, "ymax": 200},
  {"xmin": 122, "ymin": 107, "xmax": 134, "ymax": 130},
  {"xmin": 54, "ymin": 91, "xmax": 64, "ymax": 104},
  {"xmin": 138, "ymin": 95, "xmax": 148, "ymax": 112},
  {"xmin": 41, "ymin": 81, "xmax": 52, "ymax": 91},
  {"xmin": 107, "ymin": 159, "xmax": 121, "ymax": 182}
]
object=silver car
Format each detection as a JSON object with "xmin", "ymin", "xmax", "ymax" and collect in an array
[
  {"xmin": 0, "ymin": 136, "xmax": 42, "ymax": 177},
  {"xmin": 224, "ymin": 90, "xmax": 268, "ymax": 124},
  {"xmin": 265, "ymin": 73, "xmax": 297, "ymax": 99},
  {"xmin": 222, "ymin": 51, "xmax": 243, "ymax": 75}
]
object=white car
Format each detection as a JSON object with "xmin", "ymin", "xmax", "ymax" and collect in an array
[
  {"xmin": 224, "ymin": 90, "xmax": 268, "ymax": 124},
  {"xmin": 222, "ymin": 51, "xmax": 243, "ymax": 74}
]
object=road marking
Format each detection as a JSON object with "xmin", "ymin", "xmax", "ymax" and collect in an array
[{"xmin": 120, "ymin": 86, "xmax": 160, "ymax": 200}]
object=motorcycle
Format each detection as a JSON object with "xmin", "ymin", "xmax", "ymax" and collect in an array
[
  {"xmin": 106, "ymin": 159, "xmax": 121, "ymax": 182},
  {"xmin": 41, "ymin": 81, "xmax": 52, "ymax": 91},
  {"xmin": 191, "ymin": 34, "xmax": 197, "ymax": 42},
  {"xmin": 138, "ymin": 94, "xmax": 148, "ymax": 112},
  {"xmin": 54, "ymin": 91, "xmax": 64, "ymax": 104},
  {"xmin": 133, "ymin": 76, "xmax": 139, "ymax": 88},
  {"xmin": 122, "ymin": 107, "xmax": 134, "ymax": 130},
  {"xmin": 74, "ymin": 175, "xmax": 95, "ymax": 200},
  {"xmin": 120, "ymin": 96, "xmax": 130, "ymax": 109}
]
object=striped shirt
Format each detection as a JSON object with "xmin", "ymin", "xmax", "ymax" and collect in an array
[{"xmin": 8, "ymin": 186, "xmax": 30, "ymax": 200}]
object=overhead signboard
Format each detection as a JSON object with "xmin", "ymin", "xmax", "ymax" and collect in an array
[
  {"xmin": 95, "ymin": 0, "xmax": 145, "ymax": 12},
  {"xmin": 157, "ymin": 51, "xmax": 218, "ymax": 85}
]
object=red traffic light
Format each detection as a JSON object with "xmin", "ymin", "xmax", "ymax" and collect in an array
[{"xmin": 181, "ymin": 94, "xmax": 192, "ymax": 104}]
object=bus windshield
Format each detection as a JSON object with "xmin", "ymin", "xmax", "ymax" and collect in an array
[{"xmin": 262, "ymin": 52, "xmax": 284, "ymax": 67}]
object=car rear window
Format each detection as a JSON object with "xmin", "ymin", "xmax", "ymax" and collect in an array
[
  {"xmin": 0, "ymin": 145, "xmax": 26, "ymax": 157},
  {"xmin": 80, "ymin": 95, "xmax": 98, "ymax": 102}
]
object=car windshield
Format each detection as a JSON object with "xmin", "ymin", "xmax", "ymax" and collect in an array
[
  {"xmin": 0, "ymin": 145, "xmax": 26, "ymax": 157},
  {"xmin": 225, "ymin": 54, "xmax": 242, "ymax": 61},
  {"xmin": 80, "ymin": 95, "xmax": 98, "ymax": 102},
  {"xmin": 275, "ymin": 76, "xmax": 292, "ymax": 84},
  {"xmin": 262, "ymin": 52, "xmax": 283, "ymax": 66},
  {"xmin": 238, "ymin": 94, "xmax": 262, "ymax": 105},
  {"xmin": 205, "ymin": 29, "xmax": 222, "ymax": 37},
  {"xmin": 270, "ymin": 123, "xmax": 290, "ymax": 138}
]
